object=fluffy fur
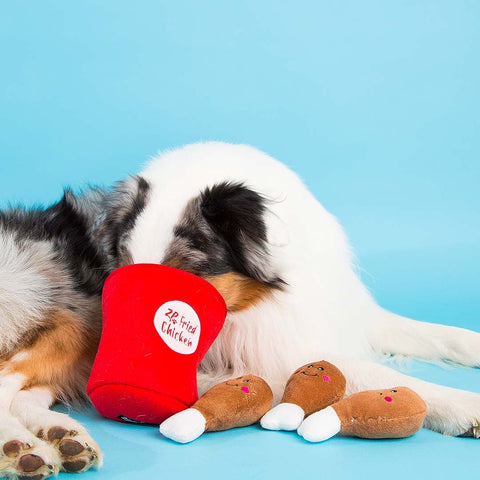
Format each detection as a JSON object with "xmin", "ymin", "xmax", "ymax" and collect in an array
[{"xmin": 0, "ymin": 141, "xmax": 479, "ymax": 479}]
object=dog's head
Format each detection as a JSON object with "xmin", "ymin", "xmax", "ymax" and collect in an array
[{"xmin": 98, "ymin": 177, "xmax": 285, "ymax": 311}]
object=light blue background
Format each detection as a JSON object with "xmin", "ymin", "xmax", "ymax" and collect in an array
[{"xmin": 1, "ymin": 1, "xmax": 479, "ymax": 479}]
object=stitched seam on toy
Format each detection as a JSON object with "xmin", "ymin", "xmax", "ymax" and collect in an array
[
  {"xmin": 354, "ymin": 410, "xmax": 426, "ymax": 422},
  {"xmin": 89, "ymin": 382, "xmax": 190, "ymax": 407}
]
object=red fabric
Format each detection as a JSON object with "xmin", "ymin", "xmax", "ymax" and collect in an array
[{"xmin": 86, "ymin": 264, "xmax": 227, "ymax": 425}]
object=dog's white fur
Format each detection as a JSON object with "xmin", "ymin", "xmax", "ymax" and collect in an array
[{"xmin": 129, "ymin": 141, "xmax": 480, "ymax": 437}]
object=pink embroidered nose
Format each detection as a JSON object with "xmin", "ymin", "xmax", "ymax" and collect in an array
[
  {"xmin": 323, "ymin": 375, "xmax": 331, "ymax": 383},
  {"xmin": 384, "ymin": 396, "xmax": 393, "ymax": 402},
  {"xmin": 241, "ymin": 387, "xmax": 250, "ymax": 393}
]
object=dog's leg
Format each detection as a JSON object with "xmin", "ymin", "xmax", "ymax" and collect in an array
[
  {"xmin": 0, "ymin": 373, "xmax": 59, "ymax": 479},
  {"xmin": 0, "ymin": 308, "xmax": 101, "ymax": 478},
  {"xmin": 330, "ymin": 357, "xmax": 480, "ymax": 437},
  {"xmin": 10, "ymin": 387, "xmax": 102, "ymax": 474},
  {"xmin": 368, "ymin": 309, "xmax": 480, "ymax": 367}
]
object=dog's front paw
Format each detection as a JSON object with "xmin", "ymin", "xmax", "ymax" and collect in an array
[
  {"xmin": 457, "ymin": 420, "xmax": 479, "ymax": 438},
  {"xmin": 424, "ymin": 389, "xmax": 480, "ymax": 438},
  {"xmin": 0, "ymin": 437, "xmax": 59, "ymax": 480},
  {"xmin": 38, "ymin": 426, "xmax": 103, "ymax": 473}
]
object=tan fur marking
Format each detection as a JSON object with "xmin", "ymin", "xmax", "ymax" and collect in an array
[
  {"xmin": 162, "ymin": 257, "xmax": 274, "ymax": 312},
  {"xmin": 162, "ymin": 257, "xmax": 187, "ymax": 270},
  {"xmin": 120, "ymin": 251, "xmax": 134, "ymax": 267},
  {"xmin": 205, "ymin": 272, "xmax": 273, "ymax": 312},
  {"xmin": 7, "ymin": 309, "xmax": 100, "ymax": 402}
]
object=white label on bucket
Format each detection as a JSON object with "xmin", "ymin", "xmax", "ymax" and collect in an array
[{"xmin": 154, "ymin": 300, "xmax": 201, "ymax": 355}]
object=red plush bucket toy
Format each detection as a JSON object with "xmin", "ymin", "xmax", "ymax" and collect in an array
[{"xmin": 86, "ymin": 264, "xmax": 227, "ymax": 425}]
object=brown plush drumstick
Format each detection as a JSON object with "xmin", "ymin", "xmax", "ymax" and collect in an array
[
  {"xmin": 298, "ymin": 387, "xmax": 427, "ymax": 442},
  {"xmin": 261, "ymin": 361, "xmax": 346, "ymax": 431},
  {"xmin": 159, "ymin": 375, "xmax": 273, "ymax": 443}
]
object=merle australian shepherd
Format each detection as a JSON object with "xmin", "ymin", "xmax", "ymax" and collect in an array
[{"xmin": 0, "ymin": 142, "xmax": 478, "ymax": 479}]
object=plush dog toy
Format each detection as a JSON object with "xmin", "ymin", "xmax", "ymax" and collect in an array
[
  {"xmin": 297, "ymin": 387, "xmax": 427, "ymax": 442},
  {"xmin": 260, "ymin": 360, "xmax": 346, "ymax": 431},
  {"xmin": 160, "ymin": 360, "xmax": 426, "ymax": 444},
  {"xmin": 159, "ymin": 374, "xmax": 273, "ymax": 443},
  {"xmin": 262, "ymin": 360, "xmax": 426, "ymax": 441},
  {"xmin": 87, "ymin": 264, "xmax": 227, "ymax": 425}
]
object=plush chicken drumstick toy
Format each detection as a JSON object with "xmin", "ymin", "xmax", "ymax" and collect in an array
[
  {"xmin": 297, "ymin": 386, "xmax": 427, "ymax": 442},
  {"xmin": 261, "ymin": 360, "xmax": 346, "ymax": 431},
  {"xmin": 160, "ymin": 374, "xmax": 273, "ymax": 443}
]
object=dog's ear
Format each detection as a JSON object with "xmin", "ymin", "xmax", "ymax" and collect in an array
[
  {"xmin": 97, "ymin": 175, "xmax": 150, "ymax": 267},
  {"xmin": 200, "ymin": 182, "xmax": 284, "ymax": 288}
]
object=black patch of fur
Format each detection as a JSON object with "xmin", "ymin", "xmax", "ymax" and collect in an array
[
  {"xmin": 165, "ymin": 182, "xmax": 284, "ymax": 288},
  {"xmin": 0, "ymin": 188, "xmax": 111, "ymax": 297},
  {"xmin": 201, "ymin": 182, "xmax": 268, "ymax": 243},
  {"xmin": 98, "ymin": 175, "xmax": 151, "ymax": 266},
  {"xmin": 201, "ymin": 182, "xmax": 270, "ymax": 279}
]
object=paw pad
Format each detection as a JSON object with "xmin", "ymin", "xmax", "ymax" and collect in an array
[
  {"xmin": 3, "ymin": 440, "xmax": 27, "ymax": 457},
  {"xmin": 18, "ymin": 454, "xmax": 45, "ymax": 473},
  {"xmin": 62, "ymin": 459, "xmax": 87, "ymax": 472},
  {"xmin": 59, "ymin": 439, "xmax": 85, "ymax": 457},
  {"xmin": 46, "ymin": 427, "xmax": 68, "ymax": 442}
]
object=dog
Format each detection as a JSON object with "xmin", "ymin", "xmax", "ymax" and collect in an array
[{"xmin": 0, "ymin": 141, "xmax": 479, "ymax": 479}]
